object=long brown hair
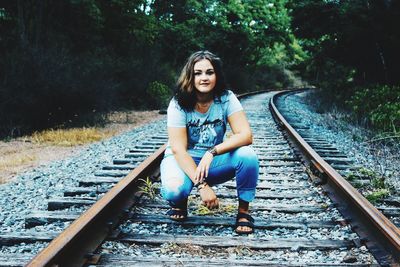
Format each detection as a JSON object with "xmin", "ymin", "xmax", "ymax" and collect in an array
[{"xmin": 175, "ymin": 51, "xmax": 227, "ymax": 111}]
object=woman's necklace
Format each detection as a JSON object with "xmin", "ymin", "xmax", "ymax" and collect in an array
[{"xmin": 196, "ymin": 100, "xmax": 213, "ymax": 113}]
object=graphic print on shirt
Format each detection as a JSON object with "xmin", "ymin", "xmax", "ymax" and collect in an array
[
  {"xmin": 199, "ymin": 125, "xmax": 217, "ymax": 146},
  {"xmin": 187, "ymin": 117, "xmax": 226, "ymax": 150}
]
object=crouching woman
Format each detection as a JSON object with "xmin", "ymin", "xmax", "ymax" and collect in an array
[{"xmin": 160, "ymin": 50, "xmax": 259, "ymax": 234}]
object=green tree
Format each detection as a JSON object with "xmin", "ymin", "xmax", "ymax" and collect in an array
[{"xmin": 0, "ymin": 0, "xmax": 304, "ymax": 137}]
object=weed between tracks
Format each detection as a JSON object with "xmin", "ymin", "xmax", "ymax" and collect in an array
[
  {"xmin": 187, "ymin": 194, "xmax": 237, "ymax": 215},
  {"xmin": 192, "ymin": 203, "xmax": 236, "ymax": 216},
  {"xmin": 346, "ymin": 167, "xmax": 393, "ymax": 204},
  {"xmin": 160, "ymin": 242, "xmax": 252, "ymax": 258},
  {"xmin": 365, "ymin": 189, "xmax": 391, "ymax": 204},
  {"xmin": 139, "ymin": 177, "xmax": 159, "ymax": 200},
  {"xmin": 161, "ymin": 243, "xmax": 203, "ymax": 256}
]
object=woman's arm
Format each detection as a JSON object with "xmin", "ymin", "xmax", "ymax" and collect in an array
[
  {"xmin": 195, "ymin": 110, "xmax": 252, "ymax": 182},
  {"xmin": 216, "ymin": 110, "xmax": 253, "ymax": 154},
  {"xmin": 168, "ymin": 126, "xmax": 198, "ymax": 182},
  {"xmin": 169, "ymin": 126, "xmax": 219, "ymax": 209}
]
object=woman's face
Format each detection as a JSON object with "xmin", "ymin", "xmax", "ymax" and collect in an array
[{"xmin": 193, "ymin": 59, "xmax": 216, "ymax": 94}]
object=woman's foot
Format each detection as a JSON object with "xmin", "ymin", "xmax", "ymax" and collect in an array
[
  {"xmin": 235, "ymin": 212, "xmax": 254, "ymax": 234},
  {"xmin": 235, "ymin": 199, "xmax": 254, "ymax": 234},
  {"xmin": 166, "ymin": 199, "xmax": 188, "ymax": 222},
  {"xmin": 166, "ymin": 207, "xmax": 188, "ymax": 221}
]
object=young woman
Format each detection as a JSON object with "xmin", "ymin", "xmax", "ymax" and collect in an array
[{"xmin": 160, "ymin": 51, "xmax": 259, "ymax": 234}]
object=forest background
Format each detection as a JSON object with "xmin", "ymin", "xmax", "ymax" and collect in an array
[{"xmin": 0, "ymin": 0, "xmax": 399, "ymax": 138}]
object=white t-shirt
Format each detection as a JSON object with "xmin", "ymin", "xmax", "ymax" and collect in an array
[{"xmin": 165, "ymin": 90, "xmax": 243, "ymax": 158}]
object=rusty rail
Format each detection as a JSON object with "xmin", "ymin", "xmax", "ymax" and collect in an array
[
  {"xmin": 270, "ymin": 90, "xmax": 400, "ymax": 265},
  {"xmin": 27, "ymin": 144, "xmax": 167, "ymax": 267}
]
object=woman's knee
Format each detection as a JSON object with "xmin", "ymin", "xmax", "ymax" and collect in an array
[
  {"xmin": 161, "ymin": 175, "xmax": 192, "ymax": 202},
  {"xmin": 234, "ymin": 146, "xmax": 259, "ymax": 165},
  {"xmin": 160, "ymin": 156, "xmax": 192, "ymax": 202},
  {"xmin": 233, "ymin": 146, "xmax": 259, "ymax": 187}
]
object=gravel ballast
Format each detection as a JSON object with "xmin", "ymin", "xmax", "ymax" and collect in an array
[{"xmin": 0, "ymin": 119, "xmax": 166, "ymax": 237}]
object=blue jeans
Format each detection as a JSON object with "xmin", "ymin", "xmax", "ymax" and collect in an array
[{"xmin": 160, "ymin": 146, "xmax": 259, "ymax": 207}]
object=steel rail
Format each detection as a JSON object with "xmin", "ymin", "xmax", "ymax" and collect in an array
[
  {"xmin": 270, "ymin": 90, "xmax": 400, "ymax": 264},
  {"xmin": 26, "ymin": 144, "xmax": 167, "ymax": 267}
]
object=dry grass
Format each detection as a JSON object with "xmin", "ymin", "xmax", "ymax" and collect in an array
[
  {"xmin": 0, "ymin": 152, "xmax": 37, "ymax": 183},
  {"xmin": 0, "ymin": 142, "xmax": 79, "ymax": 184},
  {"xmin": 29, "ymin": 127, "xmax": 117, "ymax": 146},
  {"xmin": 0, "ymin": 153, "xmax": 37, "ymax": 171},
  {"xmin": 0, "ymin": 110, "xmax": 164, "ymax": 184},
  {"xmin": 227, "ymin": 245, "xmax": 252, "ymax": 256},
  {"xmin": 160, "ymin": 242, "xmax": 203, "ymax": 256}
]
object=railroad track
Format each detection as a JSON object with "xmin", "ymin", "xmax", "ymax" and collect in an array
[
  {"xmin": 0, "ymin": 90, "xmax": 399, "ymax": 266},
  {"xmin": 275, "ymin": 90, "xmax": 400, "ymax": 228}
]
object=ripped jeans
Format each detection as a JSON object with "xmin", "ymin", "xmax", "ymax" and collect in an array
[{"xmin": 160, "ymin": 146, "xmax": 259, "ymax": 207}]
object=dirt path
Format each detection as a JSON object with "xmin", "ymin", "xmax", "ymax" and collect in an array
[{"xmin": 0, "ymin": 111, "xmax": 164, "ymax": 184}]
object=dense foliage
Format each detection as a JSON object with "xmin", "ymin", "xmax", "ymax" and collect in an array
[
  {"xmin": 346, "ymin": 85, "xmax": 400, "ymax": 132},
  {"xmin": 289, "ymin": 0, "xmax": 400, "ymax": 133},
  {"xmin": 1, "ymin": 0, "xmax": 399, "ymax": 137},
  {"xmin": 0, "ymin": 0, "xmax": 302, "ymax": 137}
]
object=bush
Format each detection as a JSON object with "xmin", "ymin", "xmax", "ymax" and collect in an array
[
  {"xmin": 146, "ymin": 81, "xmax": 171, "ymax": 109},
  {"xmin": 346, "ymin": 85, "xmax": 400, "ymax": 132}
]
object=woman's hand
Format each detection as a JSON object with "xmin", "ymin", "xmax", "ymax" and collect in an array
[
  {"xmin": 199, "ymin": 185, "xmax": 219, "ymax": 209},
  {"xmin": 194, "ymin": 151, "xmax": 214, "ymax": 184}
]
